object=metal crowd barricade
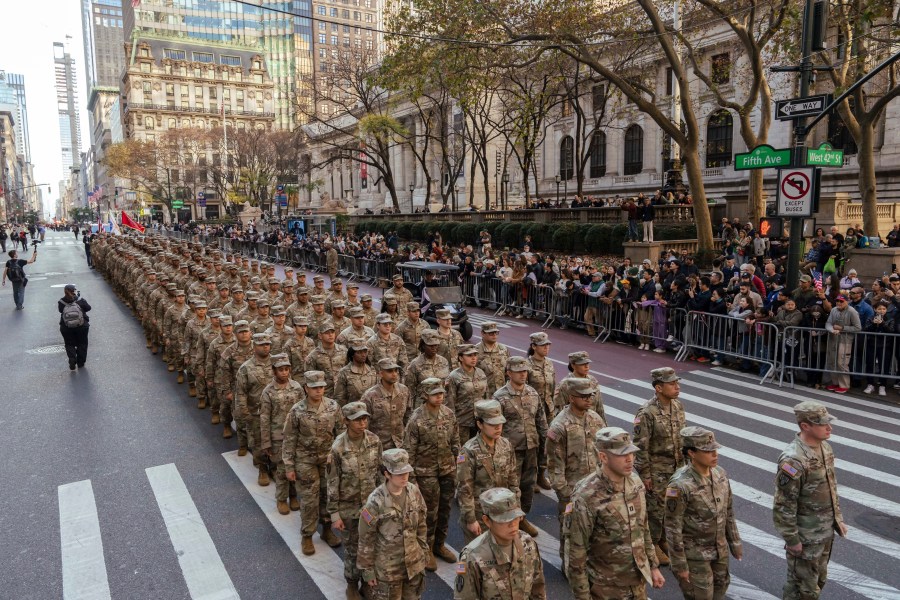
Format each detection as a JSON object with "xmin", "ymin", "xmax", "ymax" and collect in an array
[
  {"xmin": 337, "ymin": 254, "xmax": 359, "ymax": 281},
  {"xmin": 460, "ymin": 275, "xmax": 505, "ymax": 314},
  {"xmin": 545, "ymin": 290, "xmax": 606, "ymax": 338},
  {"xmin": 675, "ymin": 311, "xmax": 780, "ymax": 384},
  {"xmin": 779, "ymin": 326, "xmax": 900, "ymax": 388}
]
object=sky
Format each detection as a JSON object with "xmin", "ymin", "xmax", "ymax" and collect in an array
[{"xmin": 0, "ymin": 1, "xmax": 90, "ymax": 218}]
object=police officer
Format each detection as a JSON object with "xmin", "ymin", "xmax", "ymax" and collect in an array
[
  {"xmin": 283, "ymin": 370, "xmax": 345, "ymax": 555},
  {"xmin": 327, "ymin": 402, "xmax": 383, "ymax": 600},
  {"xmin": 357, "ymin": 448, "xmax": 429, "ymax": 600},
  {"xmin": 445, "ymin": 344, "xmax": 487, "ymax": 442},
  {"xmin": 633, "ymin": 366, "xmax": 687, "ymax": 566},
  {"xmin": 492, "ymin": 356, "xmax": 547, "ymax": 538},
  {"xmin": 665, "ymin": 427, "xmax": 742, "ymax": 600},
  {"xmin": 259, "ymin": 353, "xmax": 305, "ymax": 515},
  {"xmin": 474, "ymin": 321, "xmax": 509, "ymax": 396},
  {"xmin": 404, "ymin": 378, "xmax": 460, "ymax": 570},
  {"xmin": 334, "ymin": 338, "xmax": 378, "ymax": 407},
  {"xmin": 565, "ymin": 427, "xmax": 665, "ymax": 599},
  {"xmin": 360, "ymin": 358, "xmax": 412, "ymax": 451},
  {"xmin": 456, "ymin": 400, "xmax": 520, "ymax": 544},
  {"xmin": 774, "ymin": 401, "xmax": 847, "ymax": 600},
  {"xmin": 235, "ymin": 332, "xmax": 276, "ymax": 486},
  {"xmin": 454, "ymin": 488, "xmax": 546, "ymax": 600}
]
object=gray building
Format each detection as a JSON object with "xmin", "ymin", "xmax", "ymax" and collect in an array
[
  {"xmin": 54, "ymin": 41, "xmax": 82, "ymax": 180},
  {"xmin": 0, "ymin": 71, "xmax": 30, "ymax": 164}
]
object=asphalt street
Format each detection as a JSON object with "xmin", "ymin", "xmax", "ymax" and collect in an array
[{"xmin": 0, "ymin": 231, "xmax": 898, "ymax": 600}]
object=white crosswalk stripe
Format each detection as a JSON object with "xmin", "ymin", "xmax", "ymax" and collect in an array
[{"xmin": 58, "ymin": 480, "xmax": 112, "ymax": 600}]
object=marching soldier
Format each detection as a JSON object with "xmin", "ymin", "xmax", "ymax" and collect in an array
[
  {"xmin": 325, "ymin": 279, "xmax": 347, "ymax": 313},
  {"xmin": 283, "ymin": 370, "xmax": 345, "ymax": 555},
  {"xmin": 206, "ymin": 315, "xmax": 236, "ymax": 425},
  {"xmin": 366, "ymin": 314, "xmax": 409, "ymax": 374},
  {"xmin": 304, "ymin": 321, "xmax": 347, "ymax": 397},
  {"xmin": 633, "ymin": 366, "xmax": 687, "ymax": 566},
  {"xmin": 445, "ymin": 344, "xmax": 487, "ymax": 442},
  {"xmin": 665, "ymin": 427, "xmax": 742, "ymax": 600},
  {"xmin": 222, "ymin": 286, "xmax": 247, "ymax": 320},
  {"xmin": 337, "ymin": 306, "xmax": 374, "ymax": 346},
  {"xmin": 308, "ymin": 295, "xmax": 331, "ymax": 339},
  {"xmin": 345, "ymin": 281, "xmax": 361, "ymax": 308},
  {"xmin": 183, "ymin": 299, "xmax": 210, "ymax": 407},
  {"xmin": 434, "ymin": 309, "xmax": 464, "ymax": 365},
  {"xmin": 259, "ymin": 354, "xmax": 305, "ymax": 515},
  {"xmin": 395, "ymin": 301, "xmax": 428, "ymax": 359},
  {"xmin": 361, "ymin": 294, "xmax": 380, "ymax": 328},
  {"xmin": 474, "ymin": 321, "xmax": 509, "ymax": 396},
  {"xmin": 266, "ymin": 305, "xmax": 291, "ymax": 354},
  {"xmin": 327, "ymin": 402, "xmax": 383, "ymax": 600},
  {"xmin": 163, "ymin": 289, "xmax": 190, "ymax": 382},
  {"xmin": 454, "ymin": 488, "xmax": 546, "ymax": 600},
  {"xmin": 210, "ymin": 281, "xmax": 231, "ymax": 312},
  {"xmin": 404, "ymin": 378, "xmax": 460, "ymax": 570},
  {"xmin": 384, "ymin": 273, "xmax": 414, "ymax": 307},
  {"xmin": 456, "ymin": 400, "xmax": 519, "ymax": 544},
  {"xmin": 235, "ymin": 333, "xmax": 276, "ymax": 486},
  {"xmin": 250, "ymin": 298, "xmax": 274, "ymax": 334},
  {"xmin": 283, "ymin": 315, "xmax": 315, "ymax": 385},
  {"xmin": 330, "ymin": 300, "xmax": 351, "ymax": 335},
  {"xmin": 554, "ymin": 351, "xmax": 605, "ymax": 419},
  {"xmin": 527, "ymin": 332, "xmax": 555, "ymax": 490},
  {"xmin": 773, "ymin": 401, "xmax": 847, "ymax": 600},
  {"xmin": 565, "ymin": 427, "xmax": 665, "ymax": 599},
  {"xmin": 404, "ymin": 329, "xmax": 451, "ymax": 408},
  {"xmin": 334, "ymin": 338, "xmax": 378, "ymax": 407},
  {"xmin": 242, "ymin": 291, "xmax": 260, "ymax": 322},
  {"xmin": 325, "ymin": 242, "xmax": 339, "ymax": 280},
  {"xmin": 287, "ymin": 286, "xmax": 312, "ymax": 323},
  {"xmin": 360, "ymin": 358, "xmax": 412, "ymax": 451},
  {"xmin": 357, "ymin": 448, "xmax": 429, "ymax": 600}
]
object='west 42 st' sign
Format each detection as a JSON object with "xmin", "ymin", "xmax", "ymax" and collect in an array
[
  {"xmin": 734, "ymin": 145, "xmax": 792, "ymax": 170},
  {"xmin": 807, "ymin": 142, "xmax": 845, "ymax": 167}
]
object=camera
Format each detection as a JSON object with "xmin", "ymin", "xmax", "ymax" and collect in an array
[{"xmin": 30, "ymin": 239, "xmax": 42, "ymax": 248}]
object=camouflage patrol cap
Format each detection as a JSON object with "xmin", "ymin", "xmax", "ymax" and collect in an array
[
  {"xmin": 680, "ymin": 426, "xmax": 722, "ymax": 451},
  {"xmin": 361, "ymin": 294, "xmax": 373, "ymax": 302},
  {"xmin": 568, "ymin": 351, "xmax": 591, "ymax": 365},
  {"xmin": 230, "ymin": 285, "xmax": 244, "ymax": 293},
  {"xmin": 347, "ymin": 337, "xmax": 369, "ymax": 351},
  {"xmin": 234, "ymin": 319, "xmax": 251, "ymax": 333},
  {"xmin": 458, "ymin": 344, "xmax": 478, "ymax": 356},
  {"xmin": 332, "ymin": 278, "xmax": 343, "ymax": 286},
  {"xmin": 651, "ymin": 367, "xmax": 679, "ymax": 383},
  {"xmin": 382, "ymin": 448, "xmax": 414, "ymax": 475},
  {"xmin": 257, "ymin": 298, "xmax": 271, "ymax": 308},
  {"xmin": 204, "ymin": 276, "xmax": 217, "ymax": 284},
  {"xmin": 271, "ymin": 353, "xmax": 291, "ymax": 369},
  {"xmin": 188, "ymin": 295, "xmax": 201, "ymax": 304},
  {"xmin": 383, "ymin": 296, "xmax": 398, "ymax": 306},
  {"xmin": 219, "ymin": 315, "xmax": 234, "ymax": 326},
  {"xmin": 347, "ymin": 282, "xmax": 359, "ymax": 289},
  {"xmin": 391, "ymin": 273, "xmax": 404, "ymax": 282},
  {"xmin": 331, "ymin": 300, "xmax": 346, "ymax": 310},
  {"xmin": 165, "ymin": 283, "xmax": 178, "ymax": 291},
  {"xmin": 377, "ymin": 357, "xmax": 400, "ymax": 371},
  {"xmin": 313, "ymin": 274, "xmax": 325, "ymax": 282},
  {"xmin": 281, "ymin": 280, "xmax": 295, "ymax": 288},
  {"xmin": 284, "ymin": 266, "xmax": 294, "ymax": 273},
  {"xmin": 226, "ymin": 263, "xmax": 238, "ymax": 270},
  {"xmin": 271, "ymin": 305, "xmax": 287, "ymax": 316},
  {"xmin": 304, "ymin": 370, "xmax": 327, "ymax": 387},
  {"xmin": 342, "ymin": 401, "xmax": 370, "ymax": 420},
  {"xmin": 435, "ymin": 308, "xmax": 451, "ymax": 319},
  {"xmin": 568, "ymin": 378, "xmax": 597, "ymax": 397},
  {"xmin": 318, "ymin": 320, "xmax": 336, "ymax": 333},
  {"xmin": 348, "ymin": 306, "xmax": 365, "ymax": 317},
  {"xmin": 252, "ymin": 333, "xmax": 272, "ymax": 345},
  {"xmin": 529, "ymin": 332, "xmax": 551, "ymax": 346},
  {"xmin": 158, "ymin": 274, "xmax": 171, "ymax": 282},
  {"xmin": 193, "ymin": 300, "xmax": 208, "ymax": 309},
  {"xmin": 267, "ymin": 277, "xmax": 280, "ymax": 285},
  {"xmin": 480, "ymin": 321, "xmax": 500, "ymax": 333},
  {"xmin": 793, "ymin": 401, "xmax": 835, "ymax": 425},
  {"xmin": 245, "ymin": 291, "xmax": 259, "ymax": 300},
  {"xmin": 406, "ymin": 301, "xmax": 420, "ymax": 312},
  {"xmin": 292, "ymin": 315, "xmax": 310, "ymax": 327},
  {"xmin": 174, "ymin": 289, "xmax": 186, "ymax": 297},
  {"xmin": 479, "ymin": 488, "xmax": 525, "ymax": 523},
  {"xmin": 208, "ymin": 309, "xmax": 222, "ymax": 319},
  {"xmin": 505, "ymin": 356, "xmax": 530, "ymax": 372},
  {"xmin": 420, "ymin": 329, "xmax": 440, "ymax": 345},
  {"xmin": 375, "ymin": 313, "xmax": 393, "ymax": 324},
  {"xmin": 422, "ymin": 377, "xmax": 445, "ymax": 395},
  {"xmin": 310, "ymin": 295, "xmax": 326, "ymax": 304},
  {"xmin": 595, "ymin": 427, "xmax": 640, "ymax": 455},
  {"xmin": 475, "ymin": 400, "xmax": 506, "ymax": 425},
  {"xmin": 296, "ymin": 286, "xmax": 310, "ymax": 295},
  {"xmin": 250, "ymin": 276, "xmax": 262, "ymax": 284}
]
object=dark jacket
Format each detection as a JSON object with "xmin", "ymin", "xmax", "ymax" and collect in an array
[
  {"xmin": 58, "ymin": 296, "xmax": 91, "ymax": 327},
  {"xmin": 638, "ymin": 203, "xmax": 655, "ymax": 222}
]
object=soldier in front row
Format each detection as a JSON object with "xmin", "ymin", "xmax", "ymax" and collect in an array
[
  {"xmin": 259, "ymin": 354, "xmax": 305, "ymax": 516},
  {"xmin": 665, "ymin": 427, "xmax": 742, "ymax": 600},
  {"xmin": 235, "ymin": 333, "xmax": 275, "ymax": 486},
  {"xmin": 773, "ymin": 401, "xmax": 847, "ymax": 600},
  {"xmin": 565, "ymin": 427, "xmax": 665, "ymax": 599},
  {"xmin": 357, "ymin": 448, "xmax": 429, "ymax": 600},
  {"xmin": 454, "ymin": 488, "xmax": 546, "ymax": 600}
]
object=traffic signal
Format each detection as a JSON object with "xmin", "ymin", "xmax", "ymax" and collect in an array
[{"xmin": 758, "ymin": 217, "xmax": 783, "ymax": 238}]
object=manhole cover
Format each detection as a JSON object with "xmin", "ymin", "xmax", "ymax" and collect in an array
[{"xmin": 27, "ymin": 345, "xmax": 66, "ymax": 355}]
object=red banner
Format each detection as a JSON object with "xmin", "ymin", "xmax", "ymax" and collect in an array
[{"xmin": 121, "ymin": 211, "xmax": 145, "ymax": 233}]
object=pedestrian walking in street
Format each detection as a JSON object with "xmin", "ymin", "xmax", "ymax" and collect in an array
[
  {"xmin": 58, "ymin": 284, "xmax": 91, "ymax": 370},
  {"xmin": 2, "ymin": 247, "xmax": 38, "ymax": 310},
  {"xmin": 83, "ymin": 230, "xmax": 93, "ymax": 268},
  {"xmin": 0, "ymin": 226, "xmax": 7, "ymax": 253}
]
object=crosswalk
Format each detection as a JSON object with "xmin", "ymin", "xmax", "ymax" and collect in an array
[
  {"xmin": 37, "ymin": 239, "xmax": 80, "ymax": 246},
  {"xmin": 53, "ymin": 370, "xmax": 900, "ymax": 599}
]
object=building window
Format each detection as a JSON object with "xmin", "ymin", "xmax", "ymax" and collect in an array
[
  {"xmin": 559, "ymin": 136, "xmax": 575, "ymax": 180},
  {"xmin": 140, "ymin": 62, "xmax": 151, "ymax": 73},
  {"xmin": 164, "ymin": 49, "xmax": 186, "ymax": 60},
  {"xmin": 194, "ymin": 67, "xmax": 202, "ymax": 78},
  {"xmin": 623, "ymin": 125, "xmax": 643, "ymax": 175},
  {"xmin": 591, "ymin": 84, "xmax": 606, "ymax": 115},
  {"xmin": 320, "ymin": 62, "xmax": 329, "ymax": 71},
  {"xmin": 196, "ymin": 119, "xmax": 205, "ymax": 128},
  {"xmin": 343, "ymin": 9, "xmax": 350, "ymax": 17},
  {"xmin": 321, "ymin": 104, "xmax": 330, "ymax": 114},
  {"xmin": 343, "ymin": 24, "xmax": 350, "ymax": 32},
  {"xmin": 706, "ymin": 110, "xmax": 733, "ymax": 167},
  {"xmin": 194, "ymin": 87, "xmax": 203, "ymax": 99},
  {"xmin": 209, "ymin": 87, "xmax": 217, "ymax": 99},
  {"xmin": 331, "ymin": 7, "xmax": 338, "ymax": 15},
  {"xmin": 828, "ymin": 99, "xmax": 858, "ymax": 155},
  {"xmin": 365, "ymin": 40, "xmax": 373, "ymax": 50},
  {"xmin": 166, "ymin": 83, "xmax": 175, "ymax": 96},
  {"xmin": 145, "ymin": 117, "xmax": 155, "ymax": 130},
  {"xmin": 164, "ymin": 64, "xmax": 172, "ymax": 75},
  {"xmin": 194, "ymin": 52, "xmax": 214, "ymax": 63},
  {"xmin": 665, "ymin": 67, "xmax": 674, "ymax": 96},
  {"xmin": 711, "ymin": 53, "xmax": 731, "ymax": 85},
  {"xmin": 318, "ymin": 5, "xmax": 326, "ymax": 13},
  {"xmin": 181, "ymin": 86, "xmax": 189, "ymax": 97},
  {"xmin": 365, "ymin": 13, "xmax": 372, "ymax": 21},
  {"xmin": 589, "ymin": 132, "xmax": 606, "ymax": 178},
  {"xmin": 331, "ymin": 35, "xmax": 338, "ymax": 45},
  {"xmin": 319, "ymin": 48, "xmax": 326, "ymax": 57},
  {"xmin": 168, "ymin": 118, "xmax": 176, "ymax": 129},
  {"xmin": 140, "ymin": 48, "xmax": 149, "ymax": 57},
  {"xmin": 220, "ymin": 55, "xmax": 241, "ymax": 66},
  {"xmin": 354, "ymin": 11, "xmax": 360, "ymax": 19},
  {"xmin": 319, "ymin": 34, "xmax": 326, "ymax": 43},
  {"xmin": 319, "ymin": 22, "xmax": 326, "ymax": 30},
  {"xmin": 343, "ymin": 37, "xmax": 350, "ymax": 47}
]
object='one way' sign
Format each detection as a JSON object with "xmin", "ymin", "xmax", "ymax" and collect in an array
[{"xmin": 775, "ymin": 95, "xmax": 831, "ymax": 121}]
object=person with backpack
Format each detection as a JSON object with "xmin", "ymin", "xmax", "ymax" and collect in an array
[
  {"xmin": 58, "ymin": 284, "xmax": 91, "ymax": 370},
  {"xmin": 2, "ymin": 247, "xmax": 37, "ymax": 310}
]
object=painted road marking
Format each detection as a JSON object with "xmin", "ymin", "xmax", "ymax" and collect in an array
[{"xmin": 58, "ymin": 480, "xmax": 112, "ymax": 600}]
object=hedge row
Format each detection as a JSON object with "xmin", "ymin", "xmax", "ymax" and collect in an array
[{"xmin": 353, "ymin": 220, "xmax": 697, "ymax": 255}]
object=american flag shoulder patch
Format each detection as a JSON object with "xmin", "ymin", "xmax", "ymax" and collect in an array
[
  {"xmin": 361, "ymin": 507, "xmax": 373, "ymax": 524},
  {"xmin": 455, "ymin": 563, "xmax": 466, "ymax": 574},
  {"xmin": 547, "ymin": 429, "xmax": 557, "ymax": 441},
  {"xmin": 665, "ymin": 488, "xmax": 679, "ymax": 498},
  {"xmin": 633, "ymin": 416, "xmax": 641, "ymax": 425},
  {"xmin": 781, "ymin": 463, "xmax": 799, "ymax": 477},
  {"xmin": 457, "ymin": 453, "xmax": 466, "ymax": 464},
  {"xmin": 564, "ymin": 502, "xmax": 574, "ymax": 514}
]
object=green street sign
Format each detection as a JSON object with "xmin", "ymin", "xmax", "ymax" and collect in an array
[
  {"xmin": 807, "ymin": 142, "xmax": 844, "ymax": 167},
  {"xmin": 734, "ymin": 144, "xmax": 792, "ymax": 170},
  {"xmin": 172, "ymin": 200, "xmax": 184, "ymax": 209}
]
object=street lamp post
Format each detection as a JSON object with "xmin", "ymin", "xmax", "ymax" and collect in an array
[
  {"xmin": 409, "ymin": 182, "xmax": 415, "ymax": 213},
  {"xmin": 502, "ymin": 171, "xmax": 509, "ymax": 210},
  {"xmin": 454, "ymin": 184, "xmax": 460, "ymax": 212},
  {"xmin": 555, "ymin": 174, "xmax": 560, "ymax": 205},
  {"xmin": 564, "ymin": 176, "xmax": 568, "ymax": 204}
]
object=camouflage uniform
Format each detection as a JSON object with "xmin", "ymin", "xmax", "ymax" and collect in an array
[
  {"xmin": 327, "ymin": 403, "xmax": 383, "ymax": 586},
  {"xmin": 250, "ymin": 312, "xmax": 274, "ymax": 335},
  {"xmin": 565, "ymin": 428, "xmax": 658, "ymax": 599},
  {"xmin": 286, "ymin": 298, "xmax": 312, "ymax": 323},
  {"xmin": 206, "ymin": 330, "xmax": 236, "ymax": 420},
  {"xmin": 404, "ymin": 386, "xmax": 460, "ymax": 553},
  {"xmin": 260, "ymin": 374, "xmax": 305, "ymax": 504},
  {"xmin": 367, "ymin": 330, "xmax": 410, "ymax": 374},
  {"xmin": 384, "ymin": 281, "xmax": 414, "ymax": 308},
  {"xmin": 360, "ymin": 380, "xmax": 412, "ymax": 450},
  {"xmin": 526, "ymin": 354, "xmax": 556, "ymax": 423},
  {"xmin": 774, "ymin": 402, "xmax": 844, "ymax": 600},
  {"xmin": 554, "ymin": 373, "xmax": 606, "ymax": 420},
  {"xmin": 357, "ymin": 449, "xmax": 429, "ymax": 599},
  {"xmin": 304, "ymin": 342, "xmax": 348, "ymax": 397},
  {"xmin": 284, "ymin": 331, "xmax": 316, "ymax": 385},
  {"xmin": 395, "ymin": 313, "xmax": 429, "ymax": 361},
  {"xmin": 235, "ymin": 338, "xmax": 275, "ymax": 466},
  {"xmin": 445, "ymin": 365, "xmax": 487, "ymax": 442},
  {"xmin": 282, "ymin": 372, "xmax": 345, "ymax": 538},
  {"xmin": 222, "ymin": 298, "xmax": 247, "ymax": 321},
  {"xmin": 337, "ymin": 324, "xmax": 375, "ymax": 347},
  {"xmin": 183, "ymin": 310, "xmax": 210, "ymax": 404},
  {"xmin": 404, "ymin": 353, "xmax": 451, "ymax": 409},
  {"xmin": 454, "ymin": 488, "xmax": 546, "ymax": 600},
  {"xmin": 163, "ymin": 295, "xmax": 190, "ymax": 373},
  {"xmin": 435, "ymin": 327, "xmax": 464, "ymax": 366},
  {"xmin": 666, "ymin": 428, "xmax": 742, "ymax": 600},
  {"xmin": 334, "ymin": 361, "xmax": 379, "ymax": 407},
  {"xmin": 265, "ymin": 323, "xmax": 292, "ymax": 354},
  {"xmin": 362, "ymin": 303, "xmax": 380, "ymax": 329},
  {"xmin": 475, "ymin": 340, "xmax": 510, "ymax": 397}
]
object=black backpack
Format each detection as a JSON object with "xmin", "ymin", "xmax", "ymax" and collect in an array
[{"xmin": 6, "ymin": 259, "xmax": 24, "ymax": 282}]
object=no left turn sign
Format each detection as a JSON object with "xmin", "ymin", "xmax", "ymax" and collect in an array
[{"xmin": 776, "ymin": 168, "xmax": 816, "ymax": 217}]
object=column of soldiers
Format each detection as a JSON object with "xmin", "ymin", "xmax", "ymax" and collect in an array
[{"xmin": 92, "ymin": 232, "xmax": 848, "ymax": 600}]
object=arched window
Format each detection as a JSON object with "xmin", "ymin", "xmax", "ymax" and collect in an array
[
  {"xmin": 706, "ymin": 110, "xmax": 733, "ymax": 167},
  {"xmin": 589, "ymin": 132, "xmax": 606, "ymax": 178},
  {"xmin": 828, "ymin": 99, "xmax": 858, "ymax": 155},
  {"xmin": 559, "ymin": 136, "xmax": 575, "ymax": 180},
  {"xmin": 623, "ymin": 125, "xmax": 643, "ymax": 175}
]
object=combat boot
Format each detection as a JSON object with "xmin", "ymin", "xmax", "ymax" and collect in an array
[
  {"xmin": 146, "ymin": 338, "xmax": 152, "ymax": 348},
  {"xmin": 211, "ymin": 413, "xmax": 220, "ymax": 424},
  {"xmin": 276, "ymin": 500, "xmax": 290, "ymax": 515},
  {"xmin": 519, "ymin": 519, "xmax": 539, "ymax": 537},
  {"xmin": 167, "ymin": 364, "xmax": 175, "ymax": 372},
  {"xmin": 425, "ymin": 550, "xmax": 437, "ymax": 572},
  {"xmin": 289, "ymin": 497, "xmax": 301, "ymax": 511},
  {"xmin": 223, "ymin": 424, "xmax": 234, "ymax": 439},
  {"xmin": 321, "ymin": 524, "xmax": 342, "ymax": 547},
  {"xmin": 433, "ymin": 545, "xmax": 457, "ymax": 563},
  {"xmin": 257, "ymin": 466, "xmax": 270, "ymax": 486},
  {"xmin": 346, "ymin": 582, "xmax": 362, "ymax": 600},
  {"xmin": 151, "ymin": 345, "xmax": 158, "ymax": 355},
  {"xmin": 237, "ymin": 445, "xmax": 248, "ymax": 456},
  {"xmin": 655, "ymin": 544, "xmax": 670, "ymax": 566},
  {"xmin": 301, "ymin": 536, "xmax": 315, "ymax": 556},
  {"xmin": 188, "ymin": 383, "xmax": 197, "ymax": 397},
  {"xmin": 537, "ymin": 470, "xmax": 552, "ymax": 490},
  {"xmin": 177, "ymin": 373, "xmax": 185, "ymax": 384},
  {"xmin": 197, "ymin": 398, "xmax": 207, "ymax": 409}
]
